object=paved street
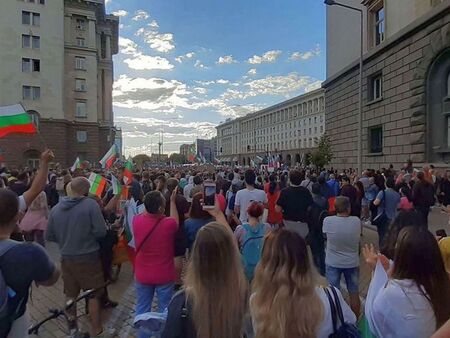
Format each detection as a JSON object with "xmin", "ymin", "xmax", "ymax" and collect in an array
[{"xmin": 27, "ymin": 209, "xmax": 450, "ymax": 337}]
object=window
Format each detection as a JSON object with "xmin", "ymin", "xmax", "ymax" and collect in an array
[
  {"xmin": 374, "ymin": 7, "xmax": 385, "ymax": 45},
  {"xmin": 369, "ymin": 73, "xmax": 383, "ymax": 101},
  {"xmin": 368, "ymin": 1, "xmax": 385, "ymax": 47},
  {"xmin": 76, "ymin": 38, "xmax": 85, "ymax": 47},
  {"xmin": 39, "ymin": 0, "xmax": 45, "ymax": 4},
  {"xmin": 22, "ymin": 35, "xmax": 30, "ymax": 48},
  {"xmin": 22, "ymin": 58, "xmax": 40, "ymax": 72},
  {"xmin": 32, "ymin": 36, "xmax": 40, "ymax": 49},
  {"xmin": 22, "ymin": 12, "xmax": 40, "ymax": 26},
  {"xmin": 75, "ymin": 57, "xmax": 86, "ymax": 70},
  {"xmin": 27, "ymin": 110, "xmax": 40, "ymax": 129},
  {"xmin": 75, "ymin": 101, "xmax": 87, "ymax": 117},
  {"xmin": 77, "ymin": 131, "xmax": 87, "ymax": 143},
  {"xmin": 76, "ymin": 18, "xmax": 86, "ymax": 30},
  {"xmin": 369, "ymin": 126, "xmax": 383, "ymax": 154},
  {"xmin": 22, "ymin": 35, "xmax": 40, "ymax": 49},
  {"xmin": 22, "ymin": 58, "xmax": 30, "ymax": 72},
  {"xmin": 75, "ymin": 79, "xmax": 87, "ymax": 91},
  {"xmin": 23, "ymin": 86, "xmax": 40, "ymax": 100}
]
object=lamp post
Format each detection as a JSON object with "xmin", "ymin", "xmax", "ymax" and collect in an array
[{"xmin": 324, "ymin": 0, "xmax": 363, "ymax": 174}]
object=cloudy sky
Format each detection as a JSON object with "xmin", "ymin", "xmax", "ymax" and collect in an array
[{"xmin": 106, "ymin": 0, "xmax": 326, "ymax": 156}]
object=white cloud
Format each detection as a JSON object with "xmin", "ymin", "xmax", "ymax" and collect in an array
[
  {"xmin": 216, "ymin": 55, "xmax": 237, "ymax": 64},
  {"xmin": 175, "ymin": 52, "xmax": 195, "ymax": 63},
  {"xmin": 148, "ymin": 20, "xmax": 159, "ymax": 28},
  {"xmin": 194, "ymin": 87, "xmax": 207, "ymax": 94},
  {"xmin": 118, "ymin": 37, "xmax": 139, "ymax": 55},
  {"xmin": 216, "ymin": 79, "xmax": 229, "ymax": 84},
  {"xmin": 132, "ymin": 10, "xmax": 149, "ymax": 21},
  {"xmin": 124, "ymin": 54, "xmax": 174, "ymax": 70},
  {"xmin": 111, "ymin": 10, "xmax": 128, "ymax": 17},
  {"xmin": 113, "ymin": 75, "xmax": 191, "ymax": 111},
  {"xmin": 247, "ymin": 68, "xmax": 257, "ymax": 75},
  {"xmin": 194, "ymin": 80, "xmax": 216, "ymax": 86},
  {"xmin": 136, "ymin": 28, "xmax": 175, "ymax": 53},
  {"xmin": 248, "ymin": 50, "xmax": 282, "ymax": 64},
  {"xmin": 289, "ymin": 45, "xmax": 321, "ymax": 61},
  {"xmin": 194, "ymin": 60, "xmax": 208, "ymax": 69}
]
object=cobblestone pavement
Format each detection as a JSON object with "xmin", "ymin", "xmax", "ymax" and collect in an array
[{"xmin": 27, "ymin": 209, "xmax": 450, "ymax": 337}]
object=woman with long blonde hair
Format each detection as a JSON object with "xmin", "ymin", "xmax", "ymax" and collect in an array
[
  {"xmin": 162, "ymin": 206, "xmax": 248, "ymax": 338},
  {"xmin": 251, "ymin": 229, "xmax": 356, "ymax": 338}
]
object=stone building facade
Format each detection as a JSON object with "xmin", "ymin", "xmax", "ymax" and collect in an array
[
  {"xmin": 0, "ymin": 0, "xmax": 119, "ymax": 168},
  {"xmin": 216, "ymin": 89, "xmax": 325, "ymax": 166},
  {"xmin": 324, "ymin": 0, "xmax": 450, "ymax": 170}
]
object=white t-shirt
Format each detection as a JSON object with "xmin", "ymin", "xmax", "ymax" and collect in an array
[
  {"xmin": 19, "ymin": 195, "xmax": 27, "ymax": 212},
  {"xmin": 323, "ymin": 215, "xmax": 361, "ymax": 268},
  {"xmin": 235, "ymin": 188, "xmax": 267, "ymax": 223}
]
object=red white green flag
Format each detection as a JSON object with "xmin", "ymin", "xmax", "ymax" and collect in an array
[
  {"xmin": 0, "ymin": 104, "xmax": 37, "ymax": 138},
  {"xmin": 88, "ymin": 173, "xmax": 107, "ymax": 197},
  {"xmin": 123, "ymin": 160, "xmax": 133, "ymax": 185},
  {"xmin": 70, "ymin": 157, "xmax": 81, "ymax": 172},
  {"xmin": 99, "ymin": 144, "xmax": 117, "ymax": 169},
  {"xmin": 111, "ymin": 174, "xmax": 122, "ymax": 195}
]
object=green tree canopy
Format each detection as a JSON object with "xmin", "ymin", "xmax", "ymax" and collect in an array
[{"xmin": 309, "ymin": 135, "xmax": 333, "ymax": 169}]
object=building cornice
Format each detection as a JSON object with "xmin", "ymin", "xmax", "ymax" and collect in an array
[{"xmin": 323, "ymin": 0, "xmax": 450, "ymax": 88}]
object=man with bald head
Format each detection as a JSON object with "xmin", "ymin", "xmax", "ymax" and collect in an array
[{"xmin": 46, "ymin": 176, "xmax": 109, "ymax": 337}]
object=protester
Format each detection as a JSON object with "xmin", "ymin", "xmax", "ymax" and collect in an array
[
  {"xmin": 19, "ymin": 191, "xmax": 48, "ymax": 246},
  {"xmin": 162, "ymin": 220, "xmax": 248, "ymax": 338},
  {"xmin": 399, "ymin": 186, "xmax": 414, "ymax": 211},
  {"xmin": 340, "ymin": 176, "xmax": 360, "ymax": 217},
  {"xmin": 276, "ymin": 169, "xmax": 312, "ymax": 238},
  {"xmin": 184, "ymin": 193, "xmax": 213, "ymax": 250},
  {"xmin": 141, "ymin": 171, "xmax": 153, "ymax": 196},
  {"xmin": 300, "ymin": 172, "xmax": 314, "ymax": 192},
  {"xmin": 373, "ymin": 176, "xmax": 400, "ymax": 246},
  {"xmin": 46, "ymin": 177, "xmax": 110, "ymax": 337},
  {"xmin": 190, "ymin": 175, "xmax": 203, "ymax": 198},
  {"xmin": 322, "ymin": 196, "xmax": 361, "ymax": 317},
  {"xmin": 235, "ymin": 169, "xmax": 267, "ymax": 224},
  {"xmin": 251, "ymin": 229, "xmax": 356, "ymax": 338},
  {"xmin": 412, "ymin": 171, "xmax": 436, "ymax": 228},
  {"xmin": 363, "ymin": 226, "xmax": 450, "ymax": 338},
  {"xmin": 183, "ymin": 176, "xmax": 195, "ymax": 203},
  {"xmin": 133, "ymin": 189, "xmax": 179, "ymax": 338},
  {"xmin": 366, "ymin": 176, "xmax": 379, "ymax": 222},
  {"xmin": 8, "ymin": 171, "xmax": 29, "ymax": 196},
  {"xmin": 308, "ymin": 183, "xmax": 328, "ymax": 275},
  {"xmin": 264, "ymin": 173, "xmax": 282, "ymax": 227}
]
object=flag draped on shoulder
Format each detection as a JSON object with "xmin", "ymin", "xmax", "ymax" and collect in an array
[
  {"xmin": 99, "ymin": 144, "xmax": 118, "ymax": 169},
  {"xmin": 0, "ymin": 104, "xmax": 37, "ymax": 138},
  {"xmin": 88, "ymin": 173, "xmax": 107, "ymax": 197},
  {"xmin": 70, "ymin": 157, "xmax": 81, "ymax": 172},
  {"xmin": 111, "ymin": 174, "xmax": 122, "ymax": 195},
  {"xmin": 123, "ymin": 160, "xmax": 133, "ymax": 185}
]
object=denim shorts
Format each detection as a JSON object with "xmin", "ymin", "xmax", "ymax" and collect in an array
[{"xmin": 325, "ymin": 265, "xmax": 359, "ymax": 294}]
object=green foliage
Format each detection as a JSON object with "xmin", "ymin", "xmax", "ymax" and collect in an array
[
  {"xmin": 169, "ymin": 153, "xmax": 187, "ymax": 164},
  {"xmin": 133, "ymin": 154, "xmax": 151, "ymax": 168},
  {"xmin": 309, "ymin": 135, "xmax": 333, "ymax": 169}
]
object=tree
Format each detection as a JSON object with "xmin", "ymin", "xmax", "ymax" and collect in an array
[
  {"xmin": 169, "ymin": 153, "xmax": 187, "ymax": 164},
  {"xmin": 309, "ymin": 135, "xmax": 333, "ymax": 169},
  {"xmin": 133, "ymin": 154, "xmax": 151, "ymax": 169}
]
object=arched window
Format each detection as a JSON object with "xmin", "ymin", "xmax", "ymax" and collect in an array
[{"xmin": 27, "ymin": 110, "xmax": 40, "ymax": 130}]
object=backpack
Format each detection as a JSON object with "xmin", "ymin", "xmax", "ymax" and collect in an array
[
  {"xmin": 0, "ymin": 240, "xmax": 19, "ymax": 327},
  {"xmin": 324, "ymin": 286, "xmax": 361, "ymax": 338},
  {"xmin": 241, "ymin": 223, "xmax": 265, "ymax": 280}
]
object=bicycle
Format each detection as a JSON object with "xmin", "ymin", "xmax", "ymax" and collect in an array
[{"xmin": 28, "ymin": 284, "xmax": 107, "ymax": 338}]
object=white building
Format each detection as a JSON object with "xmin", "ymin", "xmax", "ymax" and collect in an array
[
  {"xmin": 216, "ymin": 88, "xmax": 325, "ymax": 166},
  {"xmin": 0, "ymin": 0, "xmax": 119, "ymax": 167}
]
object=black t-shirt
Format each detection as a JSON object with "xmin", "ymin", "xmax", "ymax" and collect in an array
[
  {"xmin": 0, "ymin": 242, "xmax": 55, "ymax": 327},
  {"xmin": 276, "ymin": 186, "xmax": 313, "ymax": 222}
]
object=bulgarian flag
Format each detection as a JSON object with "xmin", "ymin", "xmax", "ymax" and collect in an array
[
  {"xmin": 123, "ymin": 160, "xmax": 133, "ymax": 185},
  {"xmin": 70, "ymin": 157, "xmax": 81, "ymax": 172},
  {"xmin": 111, "ymin": 174, "xmax": 122, "ymax": 195},
  {"xmin": 0, "ymin": 104, "xmax": 37, "ymax": 138},
  {"xmin": 88, "ymin": 173, "xmax": 107, "ymax": 197},
  {"xmin": 99, "ymin": 144, "xmax": 118, "ymax": 169}
]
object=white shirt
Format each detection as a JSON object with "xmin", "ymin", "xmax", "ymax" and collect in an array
[
  {"xmin": 366, "ymin": 261, "xmax": 436, "ymax": 338},
  {"xmin": 235, "ymin": 188, "xmax": 267, "ymax": 223},
  {"xmin": 18, "ymin": 195, "xmax": 27, "ymax": 212}
]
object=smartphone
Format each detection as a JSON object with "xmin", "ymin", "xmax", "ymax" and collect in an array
[{"xmin": 203, "ymin": 182, "xmax": 216, "ymax": 209}]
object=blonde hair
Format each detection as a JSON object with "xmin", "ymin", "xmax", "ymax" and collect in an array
[
  {"xmin": 251, "ymin": 229, "xmax": 324, "ymax": 338},
  {"xmin": 185, "ymin": 222, "xmax": 248, "ymax": 338}
]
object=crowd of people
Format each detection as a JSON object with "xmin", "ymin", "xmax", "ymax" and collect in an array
[{"xmin": 0, "ymin": 150, "xmax": 450, "ymax": 338}]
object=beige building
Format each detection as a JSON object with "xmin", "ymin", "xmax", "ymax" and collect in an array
[
  {"xmin": 0, "ymin": 0, "xmax": 119, "ymax": 168},
  {"xmin": 324, "ymin": 0, "xmax": 450, "ymax": 170},
  {"xmin": 216, "ymin": 89, "xmax": 325, "ymax": 166}
]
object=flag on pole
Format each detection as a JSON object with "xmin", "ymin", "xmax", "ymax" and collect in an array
[
  {"xmin": 111, "ymin": 174, "xmax": 122, "ymax": 195},
  {"xmin": 70, "ymin": 157, "xmax": 81, "ymax": 172},
  {"xmin": 0, "ymin": 104, "xmax": 37, "ymax": 138},
  {"xmin": 88, "ymin": 173, "xmax": 107, "ymax": 197},
  {"xmin": 123, "ymin": 160, "xmax": 133, "ymax": 185},
  {"xmin": 99, "ymin": 144, "xmax": 118, "ymax": 169}
]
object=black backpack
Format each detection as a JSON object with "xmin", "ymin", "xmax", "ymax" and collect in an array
[{"xmin": 324, "ymin": 286, "xmax": 361, "ymax": 338}]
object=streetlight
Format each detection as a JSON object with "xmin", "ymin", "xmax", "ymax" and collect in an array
[{"xmin": 324, "ymin": 0, "xmax": 363, "ymax": 174}]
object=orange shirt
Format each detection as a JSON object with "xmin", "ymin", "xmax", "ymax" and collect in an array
[{"xmin": 264, "ymin": 183, "xmax": 283, "ymax": 225}]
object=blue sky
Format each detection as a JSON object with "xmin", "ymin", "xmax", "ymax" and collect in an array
[{"xmin": 106, "ymin": 0, "xmax": 326, "ymax": 155}]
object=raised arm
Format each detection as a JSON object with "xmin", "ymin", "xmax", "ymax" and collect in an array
[
  {"xmin": 23, "ymin": 150, "xmax": 54, "ymax": 207},
  {"xmin": 170, "ymin": 189, "xmax": 179, "ymax": 226}
]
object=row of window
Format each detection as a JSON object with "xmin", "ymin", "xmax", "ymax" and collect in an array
[
  {"xmin": 21, "ymin": 0, "xmax": 45, "ymax": 4},
  {"xmin": 239, "ymin": 138, "xmax": 319, "ymax": 153}
]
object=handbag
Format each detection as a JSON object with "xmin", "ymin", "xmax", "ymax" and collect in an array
[{"xmin": 372, "ymin": 190, "xmax": 387, "ymax": 227}]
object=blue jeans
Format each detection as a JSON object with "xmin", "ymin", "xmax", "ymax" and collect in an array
[
  {"xmin": 326, "ymin": 265, "xmax": 359, "ymax": 294},
  {"xmin": 135, "ymin": 281, "xmax": 174, "ymax": 338}
]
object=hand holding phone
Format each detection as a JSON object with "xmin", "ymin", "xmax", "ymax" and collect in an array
[{"xmin": 203, "ymin": 182, "xmax": 216, "ymax": 210}]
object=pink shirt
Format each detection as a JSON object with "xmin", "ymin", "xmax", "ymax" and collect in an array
[
  {"xmin": 399, "ymin": 196, "xmax": 413, "ymax": 211},
  {"xmin": 133, "ymin": 213, "xmax": 178, "ymax": 285},
  {"xmin": 216, "ymin": 193, "xmax": 226, "ymax": 212}
]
